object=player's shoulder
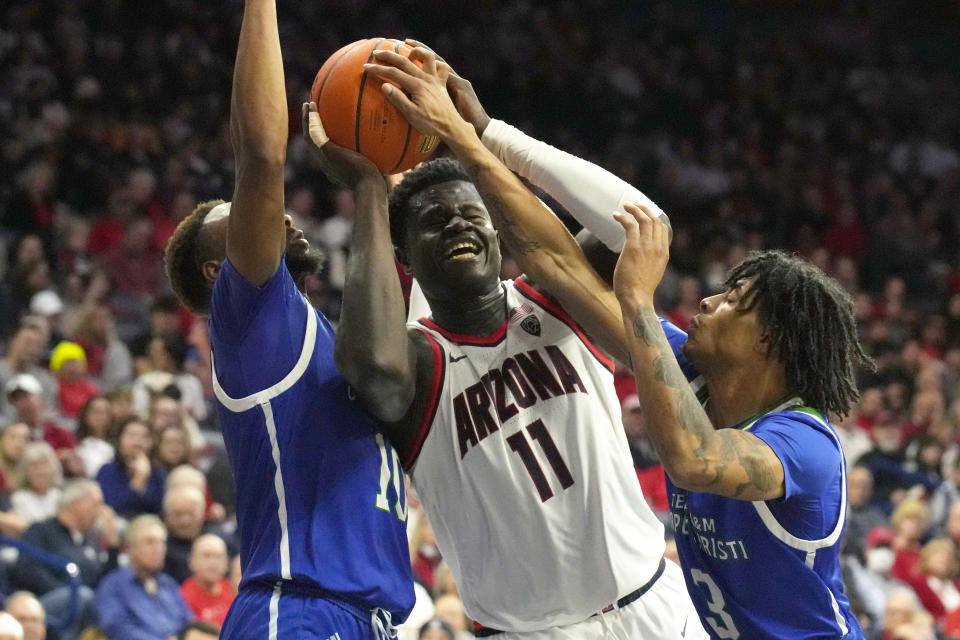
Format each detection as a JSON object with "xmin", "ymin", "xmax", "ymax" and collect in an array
[{"xmin": 753, "ymin": 407, "xmax": 841, "ymax": 453}]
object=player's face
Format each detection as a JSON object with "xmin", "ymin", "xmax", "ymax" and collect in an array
[
  {"xmin": 283, "ymin": 214, "xmax": 325, "ymax": 285},
  {"xmin": 404, "ymin": 180, "xmax": 501, "ymax": 299},
  {"xmin": 683, "ymin": 278, "xmax": 765, "ymax": 372},
  {"xmin": 202, "ymin": 213, "xmax": 324, "ymax": 289}
]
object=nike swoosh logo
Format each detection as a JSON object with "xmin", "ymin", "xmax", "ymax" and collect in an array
[{"xmin": 449, "ymin": 354, "xmax": 467, "ymax": 363}]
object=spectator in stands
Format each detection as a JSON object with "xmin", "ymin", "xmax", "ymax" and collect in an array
[
  {"xmin": 70, "ymin": 305, "xmax": 133, "ymax": 390},
  {"xmin": 418, "ymin": 617, "xmax": 455, "ymax": 640},
  {"xmin": 148, "ymin": 395, "xmax": 203, "ymax": 457},
  {"xmin": 10, "ymin": 442, "xmax": 62, "ymax": 525},
  {"xmin": 96, "ymin": 418, "xmax": 165, "ymax": 517},
  {"xmin": 132, "ymin": 336, "xmax": 206, "ymax": 425},
  {"xmin": 4, "ymin": 375, "xmax": 81, "ymax": 476},
  {"xmin": 177, "ymin": 621, "xmax": 219, "ymax": 640},
  {"xmin": 49, "ymin": 341, "xmax": 98, "ymax": 420},
  {"xmin": 846, "ymin": 526, "xmax": 906, "ymax": 627},
  {"xmin": 73, "ymin": 395, "xmax": 115, "ymax": 479},
  {"xmin": 620, "ymin": 393, "xmax": 668, "ymax": 518},
  {"xmin": 162, "ymin": 485, "xmax": 208, "ymax": 583},
  {"xmin": 94, "ymin": 514, "xmax": 193, "ymax": 640},
  {"xmin": 153, "ymin": 424, "xmax": 191, "ymax": 473},
  {"xmin": 0, "ymin": 422, "xmax": 29, "ymax": 491},
  {"xmin": 105, "ymin": 387, "xmax": 134, "ymax": 428},
  {"xmin": 3, "ymin": 592, "xmax": 45, "ymax": 640},
  {"xmin": 845, "ymin": 466, "xmax": 891, "ymax": 559},
  {"xmin": 431, "ymin": 594, "xmax": 470, "ymax": 640},
  {"xmin": 905, "ymin": 538, "xmax": 960, "ymax": 622},
  {"xmin": 891, "ymin": 500, "xmax": 933, "ymax": 586},
  {"xmin": 0, "ymin": 612, "xmax": 23, "ymax": 640},
  {"xmin": 129, "ymin": 297, "xmax": 184, "ymax": 376},
  {"xmin": 12, "ymin": 479, "xmax": 118, "ymax": 637},
  {"xmin": 0, "ymin": 326, "xmax": 56, "ymax": 418},
  {"xmin": 180, "ymin": 534, "xmax": 233, "ymax": 628}
]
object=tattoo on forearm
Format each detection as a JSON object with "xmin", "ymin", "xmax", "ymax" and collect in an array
[
  {"xmin": 463, "ymin": 162, "xmax": 541, "ymax": 255},
  {"xmin": 632, "ymin": 305, "xmax": 777, "ymax": 498}
]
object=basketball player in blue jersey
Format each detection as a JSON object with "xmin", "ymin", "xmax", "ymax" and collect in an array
[
  {"xmin": 162, "ymin": 1, "xmax": 414, "ymax": 638},
  {"xmin": 610, "ymin": 205, "xmax": 869, "ymax": 639}
]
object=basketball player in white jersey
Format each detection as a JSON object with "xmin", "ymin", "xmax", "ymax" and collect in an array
[{"xmin": 304, "ymin": 47, "xmax": 706, "ymax": 640}]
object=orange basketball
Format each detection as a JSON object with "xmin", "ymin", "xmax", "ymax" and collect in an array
[{"xmin": 310, "ymin": 38, "xmax": 440, "ymax": 175}]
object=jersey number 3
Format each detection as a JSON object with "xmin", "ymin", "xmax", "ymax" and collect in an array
[
  {"xmin": 375, "ymin": 433, "xmax": 407, "ymax": 522},
  {"xmin": 690, "ymin": 569, "xmax": 740, "ymax": 639},
  {"xmin": 507, "ymin": 419, "xmax": 574, "ymax": 502}
]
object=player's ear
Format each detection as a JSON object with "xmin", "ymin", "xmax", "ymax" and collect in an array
[{"xmin": 202, "ymin": 259, "xmax": 223, "ymax": 284}]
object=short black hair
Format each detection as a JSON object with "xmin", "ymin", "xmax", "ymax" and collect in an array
[
  {"xmin": 388, "ymin": 157, "xmax": 472, "ymax": 258},
  {"xmin": 164, "ymin": 200, "xmax": 224, "ymax": 316},
  {"xmin": 726, "ymin": 250, "xmax": 873, "ymax": 418}
]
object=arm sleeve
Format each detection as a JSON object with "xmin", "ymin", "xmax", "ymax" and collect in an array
[
  {"xmin": 481, "ymin": 119, "xmax": 665, "ymax": 252},
  {"xmin": 208, "ymin": 257, "xmax": 310, "ymax": 397}
]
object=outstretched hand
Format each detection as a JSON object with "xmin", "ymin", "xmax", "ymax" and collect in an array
[
  {"xmin": 403, "ymin": 39, "xmax": 491, "ymax": 138},
  {"xmin": 364, "ymin": 46, "xmax": 471, "ymax": 142},
  {"xmin": 301, "ymin": 101, "xmax": 385, "ymax": 189},
  {"xmin": 612, "ymin": 202, "xmax": 670, "ymax": 306}
]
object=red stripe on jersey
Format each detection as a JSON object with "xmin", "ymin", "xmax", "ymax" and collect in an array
[
  {"xmin": 402, "ymin": 328, "xmax": 445, "ymax": 470},
  {"xmin": 418, "ymin": 317, "xmax": 507, "ymax": 346},
  {"xmin": 513, "ymin": 278, "xmax": 614, "ymax": 374}
]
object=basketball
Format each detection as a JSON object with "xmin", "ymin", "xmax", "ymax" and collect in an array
[{"xmin": 310, "ymin": 38, "xmax": 440, "ymax": 175}]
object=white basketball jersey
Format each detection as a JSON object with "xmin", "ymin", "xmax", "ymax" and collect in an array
[{"xmin": 405, "ymin": 279, "xmax": 665, "ymax": 632}]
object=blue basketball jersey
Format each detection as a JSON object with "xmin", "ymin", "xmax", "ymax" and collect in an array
[
  {"xmin": 660, "ymin": 320, "xmax": 863, "ymax": 639},
  {"xmin": 208, "ymin": 258, "xmax": 414, "ymax": 626}
]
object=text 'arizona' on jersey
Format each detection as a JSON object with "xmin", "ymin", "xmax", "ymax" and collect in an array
[{"xmin": 405, "ymin": 277, "xmax": 665, "ymax": 632}]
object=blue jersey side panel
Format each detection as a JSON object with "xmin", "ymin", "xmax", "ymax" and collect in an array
[
  {"xmin": 659, "ymin": 319, "xmax": 862, "ymax": 638},
  {"xmin": 209, "ymin": 258, "xmax": 414, "ymax": 621}
]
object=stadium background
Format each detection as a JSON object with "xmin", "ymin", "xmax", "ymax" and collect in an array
[{"xmin": 1, "ymin": 1, "xmax": 960, "ymax": 638}]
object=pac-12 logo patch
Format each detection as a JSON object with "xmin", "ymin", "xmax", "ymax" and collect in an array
[
  {"xmin": 520, "ymin": 315, "xmax": 541, "ymax": 336},
  {"xmin": 510, "ymin": 303, "xmax": 541, "ymax": 336}
]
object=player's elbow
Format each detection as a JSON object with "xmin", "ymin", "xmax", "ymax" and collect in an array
[
  {"xmin": 662, "ymin": 456, "xmax": 714, "ymax": 492},
  {"xmin": 334, "ymin": 348, "xmax": 413, "ymax": 421}
]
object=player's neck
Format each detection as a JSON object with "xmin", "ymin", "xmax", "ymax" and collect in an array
[
  {"xmin": 704, "ymin": 363, "xmax": 790, "ymax": 428},
  {"xmin": 427, "ymin": 285, "xmax": 507, "ymax": 336}
]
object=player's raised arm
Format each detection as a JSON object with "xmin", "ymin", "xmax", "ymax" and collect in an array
[
  {"xmin": 612, "ymin": 203, "xmax": 785, "ymax": 501},
  {"xmin": 366, "ymin": 48, "xmax": 632, "ymax": 365},
  {"xmin": 302, "ymin": 104, "xmax": 417, "ymax": 424},
  {"xmin": 227, "ymin": 0, "xmax": 288, "ymax": 286}
]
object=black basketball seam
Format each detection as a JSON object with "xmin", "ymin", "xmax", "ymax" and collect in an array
[
  {"xmin": 314, "ymin": 39, "xmax": 366, "ymax": 106},
  {"xmin": 355, "ymin": 38, "xmax": 386, "ymax": 153},
  {"xmin": 387, "ymin": 40, "xmax": 414, "ymax": 174}
]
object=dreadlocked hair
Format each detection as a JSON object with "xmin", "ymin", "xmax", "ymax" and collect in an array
[
  {"xmin": 388, "ymin": 157, "xmax": 472, "ymax": 257},
  {"xmin": 163, "ymin": 199, "xmax": 224, "ymax": 316},
  {"xmin": 725, "ymin": 250, "xmax": 874, "ymax": 418}
]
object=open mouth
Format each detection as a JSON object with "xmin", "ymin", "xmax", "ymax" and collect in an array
[{"xmin": 444, "ymin": 240, "xmax": 481, "ymax": 261}]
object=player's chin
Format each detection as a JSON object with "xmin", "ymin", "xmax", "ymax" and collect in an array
[{"xmin": 286, "ymin": 246, "xmax": 326, "ymax": 280}]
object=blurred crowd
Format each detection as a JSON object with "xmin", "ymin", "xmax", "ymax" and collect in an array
[{"xmin": 1, "ymin": 0, "xmax": 959, "ymax": 639}]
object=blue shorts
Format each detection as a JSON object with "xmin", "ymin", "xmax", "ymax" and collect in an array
[{"xmin": 222, "ymin": 585, "xmax": 374, "ymax": 639}]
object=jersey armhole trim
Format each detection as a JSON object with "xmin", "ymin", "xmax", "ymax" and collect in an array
[
  {"xmin": 750, "ymin": 409, "xmax": 847, "ymax": 552},
  {"xmin": 211, "ymin": 294, "xmax": 316, "ymax": 413},
  {"xmin": 513, "ymin": 277, "xmax": 614, "ymax": 373},
  {"xmin": 401, "ymin": 328, "xmax": 445, "ymax": 470}
]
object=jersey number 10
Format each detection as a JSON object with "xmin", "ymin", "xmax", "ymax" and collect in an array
[
  {"xmin": 507, "ymin": 419, "xmax": 575, "ymax": 502},
  {"xmin": 375, "ymin": 433, "xmax": 407, "ymax": 522}
]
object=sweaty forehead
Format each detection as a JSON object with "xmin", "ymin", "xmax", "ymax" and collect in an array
[{"xmin": 409, "ymin": 179, "xmax": 482, "ymax": 212}]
